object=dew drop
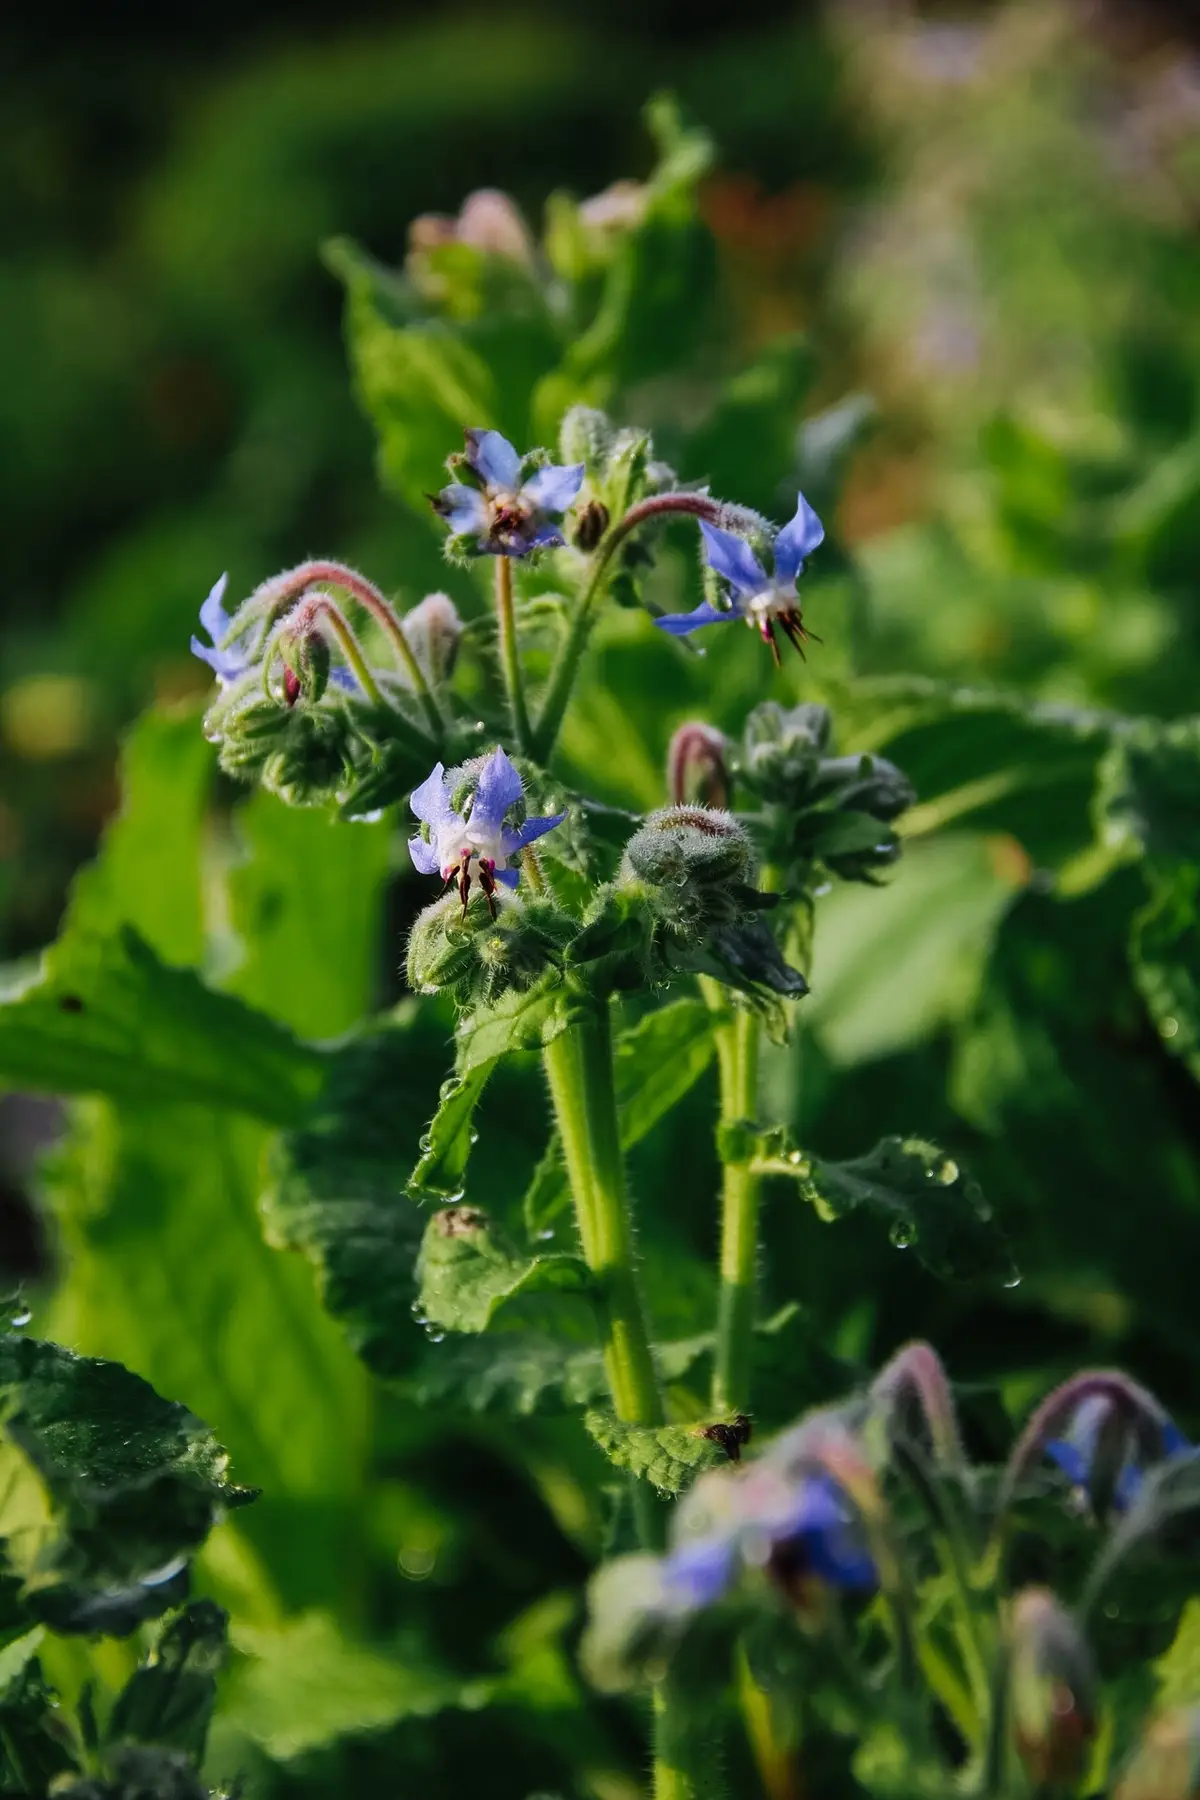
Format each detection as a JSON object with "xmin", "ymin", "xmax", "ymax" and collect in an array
[
  {"xmin": 936, "ymin": 1159, "xmax": 959, "ymax": 1185},
  {"xmin": 1003, "ymin": 1269, "xmax": 1022, "ymax": 1290},
  {"xmin": 9, "ymin": 1307, "xmax": 31, "ymax": 1330},
  {"xmin": 535, "ymin": 1229, "xmax": 555, "ymax": 1242},
  {"xmin": 889, "ymin": 1222, "xmax": 914, "ymax": 1250},
  {"xmin": 786, "ymin": 1150, "xmax": 803, "ymax": 1166},
  {"xmin": 426, "ymin": 1329, "xmax": 445, "ymax": 1344},
  {"xmin": 1162, "ymin": 1016, "xmax": 1180, "ymax": 1039}
]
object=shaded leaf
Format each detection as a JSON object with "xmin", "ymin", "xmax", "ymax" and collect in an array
[
  {"xmin": 415, "ymin": 1207, "xmax": 591, "ymax": 1336},
  {"xmin": 108, "ymin": 1601, "xmax": 228, "ymax": 1762},
  {"xmin": 749, "ymin": 1130, "xmax": 1013, "ymax": 1283},
  {"xmin": 0, "ymin": 1637, "xmax": 76, "ymax": 1794},
  {"xmin": 53, "ymin": 1745, "xmax": 208, "ymax": 1800},
  {"xmin": 1098, "ymin": 721, "xmax": 1200, "ymax": 865},
  {"xmin": 1131, "ymin": 864, "xmax": 1200, "ymax": 1082},
  {"xmin": 0, "ymin": 1333, "xmax": 253, "ymax": 1635},
  {"xmin": 582, "ymin": 1411, "xmax": 730, "ymax": 1497},
  {"xmin": 411, "ymin": 1330, "xmax": 714, "ymax": 1419},
  {"xmin": 264, "ymin": 1024, "xmax": 430, "ymax": 1378}
]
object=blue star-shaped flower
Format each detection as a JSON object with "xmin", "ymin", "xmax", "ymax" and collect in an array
[
  {"xmin": 1045, "ymin": 1393, "xmax": 1190, "ymax": 1514},
  {"xmin": 657, "ymin": 492, "xmax": 825, "ymax": 664},
  {"xmin": 432, "ymin": 429, "xmax": 585, "ymax": 557},
  {"xmin": 191, "ymin": 573, "xmax": 357, "ymax": 694},
  {"xmin": 408, "ymin": 746, "xmax": 565, "ymax": 913}
]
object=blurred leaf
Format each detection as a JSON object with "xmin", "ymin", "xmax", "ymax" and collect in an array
[
  {"xmin": 411, "ymin": 1329, "xmax": 715, "ymax": 1419},
  {"xmin": 1131, "ymin": 865, "xmax": 1200, "ymax": 1082},
  {"xmin": 264, "ymin": 1023, "xmax": 430, "ymax": 1378},
  {"xmin": 0, "ymin": 1333, "xmax": 252, "ymax": 1635},
  {"xmin": 0, "ymin": 925, "xmax": 324, "ymax": 1122},
  {"xmin": 806, "ymin": 832, "xmax": 1026, "ymax": 1066},
  {"xmin": 53, "ymin": 1745, "xmax": 208, "ymax": 1800},
  {"xmin": 582, "ymin": 1411, "xmax": 728, "ymax": 1496},
  {"xmin": 0, "ymin": 1639, "xmax": 76, "ymax": 1794},
  {"xmin": 748, "ymin": 1129, "xmax": 1012, "ymax": 1283},
  {"xmin": 221, "ymin": 1609, "xmax": 489, "ymax": 1761},
  {"xmin": 1097, "ymin": 721, "xmax": 1200, "ymax": 865},
  {"xmin": 415, "ymin": 1206, "xmax": 591, "ymax": 1336},
  {"xmin": 107, "ymin": 1601, "xmax": 227, "ymax": 1761},
  {"xmin": 525, "ymin": 996, "xmax": 717, "ymax": 1234},
  {"xmin": 225, "ymin": 793, "xmax": 393, "ymax": 1039}
]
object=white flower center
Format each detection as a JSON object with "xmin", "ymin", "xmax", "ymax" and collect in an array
[
  {"xmin": 434, "ymin": 814, "xmax": 510, "ymax": 881},
  {"xmin": 746, "ymin": 583, "xmax": 794, "ymax": 624}
]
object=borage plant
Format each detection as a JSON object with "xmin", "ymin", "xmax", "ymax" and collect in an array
[{"xmin": 6, "ymin": 99, "xmax": 1200, "ymax": 1800}]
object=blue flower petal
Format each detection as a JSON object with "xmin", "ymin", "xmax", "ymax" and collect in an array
[
  {"xmin": 465, "ymin": 428, "xmax": 522, "ymax": 491},
  {"xmin": 410, "ymin": 762, "xmax": 459, "ymax": 831},
  {"xmin": 772, "ymin": 492, "xmax": 825, "ymax": 585},
  {"xmin": 471, "ymin": 747, "xmax": 524, "ymax": 835},
  {"xmin": 655, "ymin": 601, "xmax": 735, "ymax": 637},
  {"xmin": 199, "ymin": 573, "xmax": 232, "ymax": 642},
  {"xmin": 329, "ymin": 667, "xmax": 359, "ymax": 693},
  {"xmin": 495, "ymin": 866, "xmax": 521, "ymax": 889},
  {"xmin": 190, "ymin": 635, "xmax": 247, "ymax": 681},
  {"xmin": 527, "ymin": 524, "xmax": 565, "ymax": 551},
  {"xmin": 699, "ymin": 522, "xmax": 768, "ymax": 597},
  {"xmin": 437, "ymin": 484, "xmax": 489, "ymax": 537},
  {"xmin": 1163, "ymin": 1420, "xmax": 1190, "ymax": 1458},
  {"xmin": 408, "ymin": 833, "xmax": 442, "ymax": 876},
  {"xmin": 1045, "ymin": 1438, "xmax": 1089, "ymax": 1486},
  {"xmin": 522, "ymin": 462, "xmax": 585, "ymax": 514},
  {"xmin": 663, "ymin": 1537, "xmax": 736, "ymax": 1609},
  {"xmin": 503, "ymin": 810, "xmax": 566, "ymax": 855}
]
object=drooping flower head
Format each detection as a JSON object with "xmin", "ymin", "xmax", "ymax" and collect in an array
[
  {"xmin": 408, "ymin": 746, "xmax": 565, "ymax": 914},
  {"xmin": 657, "ymin": 492, "xmax": 825, "ymax": 665},
  {"xmin": 1044, "ymin": 1391, "xmax": 1189, "ymax": 1516},
  {"xmin": 431, "ymin": 429, "xmax": 584, "ymax": 558}
]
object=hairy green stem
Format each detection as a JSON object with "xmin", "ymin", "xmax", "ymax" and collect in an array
[
  {"xmin": 533, "ymin": 492, "xmax": 722, "ymax": 763},
  {"xmin": 494, "ymin": 555, "xmax": 534, "ymax": 755},
  {"xmin": 541, "ymin": 1009, "xmax": 662, "ymax": 1430},
  {"xmin": 712, "ymin": 1005, "xmax": 761, "ymax": 1415}
]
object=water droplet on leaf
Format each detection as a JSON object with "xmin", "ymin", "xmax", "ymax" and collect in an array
[{"xmin": 889, "ymin": 1222, "xmax": 915, "ymax": 1249}]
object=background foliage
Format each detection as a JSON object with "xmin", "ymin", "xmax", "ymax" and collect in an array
[{"xmin": 4, "ymin": 1, "xmax": 1200, "ymax": 1794}]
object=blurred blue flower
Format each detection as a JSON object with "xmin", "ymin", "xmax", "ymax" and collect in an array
[
  {"xmin": 657, "ymin": 492, "xmax": 825, "ymax": 663},
  {"xmin": 190, "ymin": 575, "xmax": 248, "ymax": 683},
  {"xmin": 408, "ymin": 746, "xmax": 564, "ymax": 909},
  {"xmin": 432, "ymin": 429, "xmax": 584, "ymax": 557},
  {"xmin": 1045, "ymin": 1393, "xmax": 1190, "ymax": 1513}
]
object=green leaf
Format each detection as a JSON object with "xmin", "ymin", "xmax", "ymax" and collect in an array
[
  {"xmin": 0, "ymin": 925, "xmax": 324, "ymax": 1123},
  {"xmin": 0, "ymin": 1638, "xmax": 76, "ymax": 1794},
  {"xmin": 805, "ymin": 833, "xmax": 1026, "ymax": 1066},
  {"xmin": 53, "ymin": 1746, "xmax": 208, "ymax": 1800},
  {"xmin": 218, "ymin": 1609, "xmax": 490, "ymax": 1762},
  {"xmin": 107, "ymin": 1601, "xmax": 227, "ymax": 1762},
  {"xmin": 582, "ymin": 1411, "xmax": 730, "ymax": 1497},
  {"xmin": 757, "ymin": 1132, "xmax": 1013, "ymax": 1283},
  {"xmin": 415, "ymin": 1206, "xmax": 591, "ymax": 1336},
  {"xmin": 524, "ymin": 997, "xmax": 717, "ymax": 1234},
  {"xmin": 0, "ymin": 1333, "xmax": 253, "ymax": 1635},
  {"xmin": 225, "ymin": 792, "xmax": 393, "ymax": 1039},
  {"xmin": 264, "ymin": 1023, "xmax": 430, "ymax": 1378},
  {"xmin": 1131, "ymin": 865, "xmax": 1200, "ymax": 1082},
  {"xmin": 1097, "ymin": 720, "xmax": 1200, "ymax": 865},
  {"xmin": 409, "ymin": 978, "xmax": 573, "ymax": 1202},
  {"xmin": 410, "ymin": 1329, "xmax": 714, "ymax": 1420}
]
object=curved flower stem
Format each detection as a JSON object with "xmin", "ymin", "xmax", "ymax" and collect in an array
[
  {"xmin": 494, "ymin": 555, "xmax": 534, "ymax": 756},
  {"xmin": 542, "ymin": 1006, "xmax": 663, "ymax": 1435},
  {"xmin": 711, "ymin": 1004, "xmax": 761, "ymax": 1416},
  {"xmin": 532, "ymin": 493, "xmax": 723, "ymax": 764},
  {"xmin": 261, "ymin": 560, "xmax": 445, "ymax": 739},
  {"xmin": 281, "ymin": 596, "xmax": 385, "ymax": 705}
]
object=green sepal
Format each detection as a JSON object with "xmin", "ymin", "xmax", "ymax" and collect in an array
[
  {"xmin": 415, "ymin": 1206, "xmax": 592, "ymax": 1335},
  {"xmin": 0, "ymin": 1334, "xmax": 255, "ymax": 1635},
  {"xmin": 742, "ymin": 1129, "xmax": 1013, "ymax": 1283},
  {"xmin": 582, "ymin": 1411, "xmax": 735, "ymax": 1497}
]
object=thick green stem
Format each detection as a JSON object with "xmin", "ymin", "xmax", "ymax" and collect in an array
[
  {"xmin": 494, "ymin": 555, "xmax": 534, "ymax": 755},
  {"xmin": 707, "ymin": 999, "xmax": 761, "ymax": 1417},
  {"xmin": 542, "ymin": 1009, "xmax": 662, "ymax": 1430},
  {"xmin": 532, "ymin": 492, "xmax": 723, "ymax": 763}
]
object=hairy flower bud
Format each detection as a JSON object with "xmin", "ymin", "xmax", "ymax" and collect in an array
[
  {"xmin": 406, "ymin": 889, "xmax": 573, "ymax": 1006},
  {"xmin": 1113, "ymin": 1708, "xmax": 1200, "ymax": 1800},
  {"xmin": 667, "ymin": 723, "xmax": 730, "ymax": 810},
  {"xmin": 572, "ymin": 499, "xmax": 610, "ymax": 551},
  {"xmin": 402, "ymin": 592, "xmax": 462, "ymax": 685},
  {"xmin": 1009, "ymin": 1588, "xmax": 1096, "ymax": 1786},
  {"xmin": 620, "ymin": 806, "xmax": 755, "ymax": 937},
  {"xmin": 209, "ymin": 695, "xmax": 358, "ymax": 807},
  {"xmin": 278, "ymin": 628, "xmax": 332, "ymax": 704}
]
